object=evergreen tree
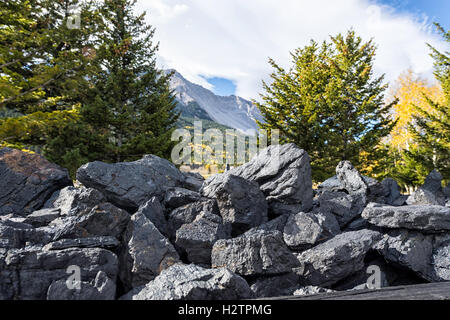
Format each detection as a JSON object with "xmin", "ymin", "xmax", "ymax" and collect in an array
[
  {"xmin": 393, "ymin": 145, "xmax": 432, "ymax": 191},
  {"xmin": 0, "ymin": 0, "xmax": 100, "ymax": 149},
  {"xmin": 255, "ymin": 30, "xmax": 396, "ymax": 182},
  {"xmin": 47, "ymin": 0, "xmax": 179, "ymax": 174},
  {"xmin": 403, "ymin": 23, "xmax": 449, "ymax": 185},
  {"xmin": 373, "ymin": 70, "xmax": 445, "ymax": 190}
]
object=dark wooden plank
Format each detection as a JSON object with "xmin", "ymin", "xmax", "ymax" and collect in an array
[{"xmin": 259, "ymin": 282, "xmax": 450, "ymax": 300}]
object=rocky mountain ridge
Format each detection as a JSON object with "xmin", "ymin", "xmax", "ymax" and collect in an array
[{"xmin": 168, "ymin": 70, "xmax": 262, "ymax": 134}]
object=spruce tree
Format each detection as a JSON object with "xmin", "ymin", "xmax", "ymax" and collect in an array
[
  {"xmin": 403, "ymin": 24, "xmax": 449, "ymax": 185},
  {"xmin": 255, "ymin": 30, "xmax": 396, "ymax": 182},
  {"xmin": 54, "ymin": 0, "xmax": 179, "ymax": 170},
  {"xmin": 0, "ymin": 0, "xmax": 100, "ymax": 149}
]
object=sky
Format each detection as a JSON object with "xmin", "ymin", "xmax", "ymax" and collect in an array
[
  {"xmin": 136, "ymin": 0, "xmax": 449, "ymax": 99},
  {"xmin": 377, "ymin": 0, "xmax": 449, "ymax": 29}
]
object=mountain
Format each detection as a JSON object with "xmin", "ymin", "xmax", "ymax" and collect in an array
[{"xmin": 167, "ymin": 70, "xmax": 262, "ymax": 134}]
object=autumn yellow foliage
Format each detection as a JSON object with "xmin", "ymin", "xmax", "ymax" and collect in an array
[{"xmin": 388, "ymin": 70, "xmax": 445, "ymax": 152}]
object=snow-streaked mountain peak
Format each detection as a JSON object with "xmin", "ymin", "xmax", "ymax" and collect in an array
[{"xmin": 166, "ymin": 69, "xmax": 262, "ymax": 134}]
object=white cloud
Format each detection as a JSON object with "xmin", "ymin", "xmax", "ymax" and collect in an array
[
  {"xmin": 136, "ymin": 0, "xmax": 448, "ymax": 100},
  {"xmin": 142, "ymin": 1, "xmax": 189, "ymax": 23}
]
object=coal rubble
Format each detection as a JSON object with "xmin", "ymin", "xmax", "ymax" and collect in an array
[{"xmin": 0, "ymin": 144, "xmax": 449, "ymax": 300}]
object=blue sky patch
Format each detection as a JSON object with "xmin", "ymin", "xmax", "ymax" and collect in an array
[
  {"xmin": 375, "ymin": 0, "xmax": 449, "ymax": 29},
  {"xmin": 203, "ymin": 76, "xmax": 237, "ymax": 96}
]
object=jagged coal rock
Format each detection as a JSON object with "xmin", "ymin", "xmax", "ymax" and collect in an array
[
  {"xmin": 121, "ymin": 263, "xmax": 252, "ymax": 300},
  {"xmin": 0, "ymin": 146, "xmax": 449, "ymax": 300}
]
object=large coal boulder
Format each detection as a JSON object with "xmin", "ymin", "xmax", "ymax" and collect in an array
[
  {"xmin": 294, "ymin": 229, "xmax": 382, "ymax": 287},
  {"xmin": 444, "ymin": 183, "xmax": 450, "ymax": 200},
  {"xmin": 201, "ymin": 174, "xmax": 268, "ymax": 236},
  {"xmin": 375, "ymin": 231, "xmax": 450, "ymax": 283},
  {"xmin": 374, "ymin": 229, "xmax": 434, "ymax": 281},
  {"xmin": 407, "ymin": 170, "xmax": 446, "ymax": 206},
  {"xmin": 136, "ymin": 197, "xmax": 169, "ymax": 238},
  {"xmin": 167, "ymin": 199, "xmax": 220, "ymax": 240},
  {"xmin": 175, "ymin": 212, "xmax": 230, "ymax": 265},
  {"xmin": 0, "ymin": 247, "xmax": 118, "ymax": 300},
  {"xmin": 381, "ymin": 178, "xmax": 406, "ymax": 206},
  {"xmin": 227, "ymin": 143, "xmax": 313, "ymax": 215},
  {"xmin": 250, "ymin": 272, "xmax": 300, "ymax": 298},
  {"xmin": 0, "ymin": 220, "xmax": 54, "ymax": 249},
  {"xmin": 335, "ymin": 161, "xmax": 386, "ymax": 203},
  {"xmin": 362, "ymin": 203, "xmax": 450, "ymax": 232},
  {"xmin": 249, "ymin": 214, "xmax": 290, "ymax": 234},
  {"xmin": 336, "ymin": 161, "xmax": 369, "ymax": 195},
  {"xmin": 317, "ymin": 176, "xmax": 343, "ymax": 194},
  {"xmin": 52, "ymin": 202, "xmax": 130, "ymax": 241},
  {"xmin": 344, "ymin": 217, "xmax": 373, "ymax": 232},
  {"xmin": 44, "ymin": 186, "xmax": 105, "ymax": 217},
  {"xmin": 76, "ymin": 155, "xmax": 187, "ymax": 211},
  {"xmin": 211, "ymin": 230, "xmax": 299, "ymax": 276},
  {"xmin": 164, "ymin": 187, "xmax": 202, "ymax": 209},
  {"xmin": 121, "ymin": 263, "xmax": 252, "ymax": 300},
  {"xmin": 432, "ymin": 235, "xmax": 450, "ymax": 282},
  {"xmin": 43, "ymin": 236, "xmax": 120, "ymax": 251},
  {"xmin": 335, "ymin": 251, "xmax": 430, "ymax": 291},
  {"xmin": 283, "ymin": 210, "xmax": 340, "ymax": 250},
  {"xmin": 22, "ymin": 208, "xmax": 61, "ymax": 228},
  {"xmin": 181, "ymin": 171, "xmax": 204, "ymax": 192},
  {"xmin": 47, "ymin": 270, "xmax": 116, "ymax": 300},
  {"xmin": 318, "ymin": 191, "xmax": 366, "ymax": 228},
  {"xmin": 119, "ymin": 210, "xmax": 180, "ymax": 291},
  {"xmin": 0, "ymin": 148, "xmax": 71, "ymax": 216}
]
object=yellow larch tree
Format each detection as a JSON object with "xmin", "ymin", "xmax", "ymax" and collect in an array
[{"xmin": 388, "ymin": 69, "xmax": 445, "ymax": 153}]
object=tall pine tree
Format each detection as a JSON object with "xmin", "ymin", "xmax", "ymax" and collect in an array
[
  {"xmin": 403, "ymin": 23, "xmax": 449, "ymax": 185},
  {"xmin": 0, "ymin": 0, "xmax": 101, "ymax": 150},
  {"xmin": 46, "ymin": 0, "xmax": 179, "ymax": 174},
  {"xmin": 255, "ymin": 30, "xmax": 396, "ymax": 182}
]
